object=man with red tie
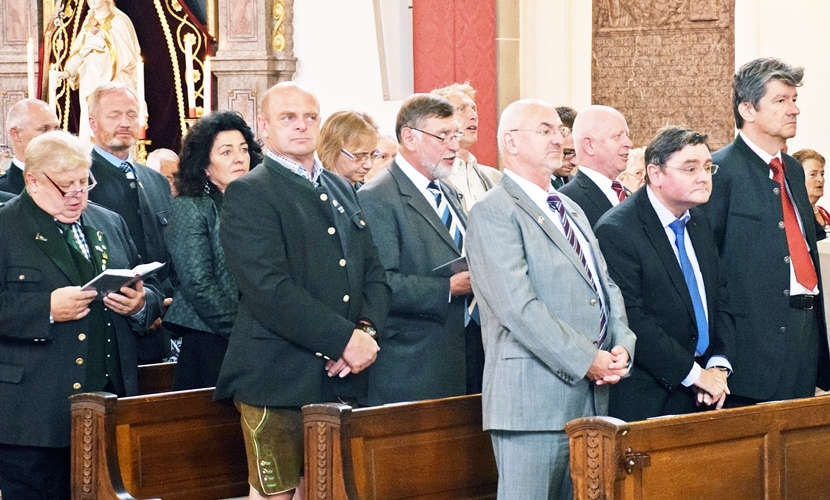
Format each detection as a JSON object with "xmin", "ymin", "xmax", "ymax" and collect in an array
[
  {"xmin": 702, "ymin": 57, "xmax": 830, "ymax": 405},
  {"xmin": 559, "ymin": 105, "xmax": 633, "ymax": 228}
]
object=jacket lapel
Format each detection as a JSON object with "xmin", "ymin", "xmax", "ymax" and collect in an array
[
  {"xmin": 636, "ymin": 191, "xmax": 698, "ymax": 324},
  {"xmin": 82, "ymin": 220, "xmax": 110, "ymax": 274},
  {"xmin": 501, "ymin": 176, "xmax": 594, "ymax": 287},
  {"xmin": 21, "ymin": 194, "xmax": 86, "ymax": 286}
]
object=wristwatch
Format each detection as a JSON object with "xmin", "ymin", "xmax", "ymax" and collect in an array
[{"xmin": 357, "ymin": 322, "xmax": 378, "ymax": 340}]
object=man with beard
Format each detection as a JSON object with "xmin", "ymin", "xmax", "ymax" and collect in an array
[
  {"xmin": 86, "ymin": 82, "xmax": 173, "ymax": 362},
  {"xmin": 358, "ymin": 94, "xmax": 470, "ymax": 405}
]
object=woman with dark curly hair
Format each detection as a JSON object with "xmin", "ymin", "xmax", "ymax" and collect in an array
[{"xmin": 163, "ymin": 111, "xmax": 262, "ymax": 389}]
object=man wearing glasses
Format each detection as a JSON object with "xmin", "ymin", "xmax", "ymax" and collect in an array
[
  {"xmin": 594, "ymin": 126, "xmax": 736, "ymax": 420},
  {"xmin": 551, "ymin": 106, "xmax": 578, "ymax": 189},
  {"xmin": 358, "ymin": 93, "xmax": 470, "ymax": 405},
  {"xmin": 86, "ymin": 82, "xmax": 174, "ymax": 363},
  {"xmin": 0, "ymin": 131, "xmax": 163, "ymax": 499},
  {"xmin": 560, "ymin": 104, "xmax": 633, "ymax": 228}
]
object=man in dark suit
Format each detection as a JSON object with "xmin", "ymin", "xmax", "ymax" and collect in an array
[
  {"xmin": 216, "ymin": 82, "xmax": 388, "ymax": 500},
  {"xmin": 86, "ymin": 82, "xmax": 173, "ymax": 362},
  {"xmin": 551, "ymin": 106, "xmax": 578, "ymax": 189},
  {"xmin": 0, "ymin": 131, "xmax": 162, "ymax": 499},
  {"xmin": 0, "ymin": 99, "xmax": 60, "ymax": 195},
  {"xmin": 595, "ymin": 126, "xmax": 736, "ymax": 421},
  {"xmin": 0, "ymin": 191, "xmax": 13, "ymax": 203},
  {"xmin": 358, "ymin": 94, "xmax": 471, "ymax": 405},
  {"xmin": 702, "ymin": 57, "xmax": 830, "ymax": 405},
  {"xmin": 560, "ymin": 105, "xmax": 633, "ymax": 227}
]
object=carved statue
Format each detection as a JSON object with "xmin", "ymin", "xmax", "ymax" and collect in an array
[{"xmin": 57, "ymin": 0, "xmax": 143, "ymax": 145}]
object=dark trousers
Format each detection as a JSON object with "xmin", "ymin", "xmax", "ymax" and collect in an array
[
  {"xmin": 0, "ymin": 443, "xmax": 70, "ymax": 500},
  {"xmin": 172, "ymin": 326, "xmax": 229, "ymax": 391},
  {"xmin": 466, "ymin": 321, "xmax": 485, "ymax": 394}
]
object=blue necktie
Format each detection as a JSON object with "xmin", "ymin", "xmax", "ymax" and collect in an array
[
  {"xmin": 547, "ymin": 193, "xmax": 607, "ymax": 347},
  {"xmin": 669, "ymin": 217, "xmax": 709, "ymax": 354}
]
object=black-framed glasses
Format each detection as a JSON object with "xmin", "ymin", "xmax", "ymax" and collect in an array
[
  {"xmin": 340, "ymin": 149, "xmax": 382, "ymax": 165},
  {"xmin": 663, "ymin": 164, "xmax": 719, "ymax": 176},
  {"xmin": 409, "ymin": 127, "xmax": 464, "ymax": 144},
  {"xmin": 43, "ymin": 170, "xmax": 97, "ymax": 198},
  {"xmin": 562, "ymin": 149, "xmax": 577, "ymax": 160},
  {"xmin": 510, "ymin": 125, "xmax": 572, "ymax": 138}
]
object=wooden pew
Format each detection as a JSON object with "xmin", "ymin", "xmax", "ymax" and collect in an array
[
  {"xmin": 302, "ymin": 394, "xmax": 498, "ymax": 500},
  {"xmin": 566, "ymin": 394, "xmax": 830, "ymax": 500},
  {"xmin": 70, "ymin": 391, "xmax": 496, "ymax": 500},
  {"xmin": 136, "ymin": 362, "xmax": 176, "ymax": 395},
  {"xmin": 70, "ymin": 389, "xmax": 248, "ymax": 500}
]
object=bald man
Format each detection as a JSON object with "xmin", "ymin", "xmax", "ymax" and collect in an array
[
  {"xmin": 466, "ymin": 99, "xmax": 635, "ymax": 500},
  {"xmin": 0, "ymin": 99, "xmax": 60, "ymax": 195},
  {"xmin": 215, "ymin": 82, "xmax": 388, "ymax": 500},
  {"xmin": 559, "ymin": 105, "xmax": 633, "ymax": 227}
]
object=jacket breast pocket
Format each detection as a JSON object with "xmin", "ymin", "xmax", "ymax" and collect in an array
[
  {"xmin": 350, "ymin": 211, "xmax": 368, "ymax": 230},
  {"xmin": 501, "ymin": 341, "xmax": 533, "ymax": 359},
  {"xmin": 156, "ymin": 210, "xmax": 170, "ymax": 226},
  {"xmin": 5, "ymin": 267, "xmax": 42, "ymax": 291},
  {"xmin": 0, "ymin": 363, "xmax": 24, "ymax": 384}
]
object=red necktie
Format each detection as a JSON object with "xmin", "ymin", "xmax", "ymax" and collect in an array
[
  {"xmin": 611, "ymin": 180, "xmax": 626, "ymax": 202},
  {"xmin": 770, "ymin": 158, "xmax": 818, "ymax": 290}
]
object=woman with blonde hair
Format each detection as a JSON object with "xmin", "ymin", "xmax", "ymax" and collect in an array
[{"xmin": 318, "ymin": 110, "xmax": 380, "ymax": 187}]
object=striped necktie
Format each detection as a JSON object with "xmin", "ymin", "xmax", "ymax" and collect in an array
[
  {"xmin": 611, "ymin": 180, "xmax": 626, "ymax": 202},
  {"xmin": 547, "ymin": 192, "xmax": 608, "ymax": 347},
  {"xmin": 427, "ymin": 181, "xmax": 463, "ymax": 252}
]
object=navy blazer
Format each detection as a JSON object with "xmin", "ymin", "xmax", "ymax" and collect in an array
[
  {"xmin": 0, "ymin": 193, "xmax": 163, "ymax": 447},
  {"xmin": 558, "ymin": 169, "xmax": 613, "ymax": 228},
  {"xmin": 702, "ymin": 135, "xmax": 830, "ymax": 398},
  {"xmin": 595, "ymin": 188, "xmax": 736, "ymax": 420}
]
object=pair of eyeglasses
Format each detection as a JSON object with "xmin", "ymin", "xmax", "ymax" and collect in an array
[
  {"xmin": 510, "ymin": 125, "xmax": 572, "ymax": 138},
  {"xmin": 341, "ymin": 149, "xmax": 382, "ymax": 165},
  {"xmin": 408, "ymin": 127, "xmax": 464, "ymax": 144},
  {"xmin": 663, "ymin": 164, "xmax": 719, "ymax": 176},
  {"xmin": 562, "ymin": 150, "xmax": 577, "ymax": 160},
  {"xmin": 43, "ymin": 170, "xmax": 97, "ymax": 198}
]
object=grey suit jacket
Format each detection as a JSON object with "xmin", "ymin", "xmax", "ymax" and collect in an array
[
  {"xmin": 466, "ymin": 174, "xmax": 636, "ymax": 431},
  {"xmin": 358, "ymin": 161, "xmax": 468, "ymax": 405}
]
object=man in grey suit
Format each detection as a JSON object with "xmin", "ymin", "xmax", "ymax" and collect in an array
[
  {"xmin": 466, "ymin": 99, "xmax": 636, "ymax": 500},
  {"xmin": 359, "ymin": 93, "xmax": 471, "ymax": 405}
]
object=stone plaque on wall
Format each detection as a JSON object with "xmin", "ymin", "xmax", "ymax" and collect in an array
[{"xmin": 592, "ymin": 0, "xmax": 735, "ymax": 150}]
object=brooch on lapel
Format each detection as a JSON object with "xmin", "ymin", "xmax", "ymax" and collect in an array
[
  {"xmin": 94, "ymin": 232, "xmax": 109, "ymax": 269},
  {"xmin": 537, "ymin": 216, "xmax": 545, "ymax": 225},
  {"xmin": 35, "ymin": 233, "xmax": 47, "ymax": 242}
]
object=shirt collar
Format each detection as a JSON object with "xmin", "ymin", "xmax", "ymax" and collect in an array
[
  {"xmin": 266, "ymin": 149, "xmax": 323, "ymax": 184},
  {"xmin": 739, "ymin": 130, "xmax": 780, "ymax": 165},
  {"xmin": 395, "ymin": 153, "xmax": 433, "ymax": 192},
  {"xmin": 504, "ymin": 168, "xmax": 551, "ymax": 206},
  {"xmin": 579, "ymin": 165, "xmax": 616, "ymax": 193},
  {"xmin": 93, "ymin": 145, "xmax": 133, "ymax": 169},
  {"xmin": 647, "ymin": 185, "xmax": 690, "ymax": 227}
]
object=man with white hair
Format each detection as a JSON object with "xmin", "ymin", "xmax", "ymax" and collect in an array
[
  {"xmin": 466, "ymin": 98, "xmax": 635, "ymax": 500},
  {"xmin": 0, "ymin": 99, "xmax": 60, "ymax": 195}
]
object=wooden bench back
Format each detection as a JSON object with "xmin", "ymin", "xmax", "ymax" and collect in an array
[
  {"xmin": 137, "ymin": 362, "xmax": 176, "ymax": 395},
  {"xmin": 566, "ymin": 395, "xmax": 830, "ymax": 500},
  {"xmin": 70, "ymin": 389, "xmax": 248, "ymax": 500},
  {"xmin": 303, "ymin": 394, "xmax": 497, "ymax": 500}
]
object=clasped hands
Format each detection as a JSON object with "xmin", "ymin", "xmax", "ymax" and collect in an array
[
  {"xmin": 692, "ymin": 367, "xmax": 730, "ymax": 409},
  {"xmin": 586, "ymin": 345, "xmax": 630, "ymax": 385},
  {"xmin": 50, "ymin": 280, "xmax": 147, "ymax": 322},
  {"xmin": 325, "ymin": 328, "xmax": 380, "ymax": 378}
]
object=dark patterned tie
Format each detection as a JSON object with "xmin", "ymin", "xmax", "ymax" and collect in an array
[
  {"xmin": 547, "ymin": 192, "xmax": 608, "ymax": 347},
  {"xmin": 118, "ymin": 160, "xmax": 136, "ymax": 180},
  {"xmin": 427, "ymin": 181, "xmax": 463, "ymax": 252}
]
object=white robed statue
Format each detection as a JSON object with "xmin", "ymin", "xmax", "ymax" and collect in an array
[{"xmin": 58, "ymin": 0, "xmax": 144, "ymax": 145}]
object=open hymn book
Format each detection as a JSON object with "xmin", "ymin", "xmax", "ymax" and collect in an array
[{"xmin": 82, "ymin": 261, "xmax": 164, "ymax": 299}]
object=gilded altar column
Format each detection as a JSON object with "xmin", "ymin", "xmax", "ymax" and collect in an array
[{"xmin": 213, "ymin": 0, "xmax": 296, "ymax": 134}]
